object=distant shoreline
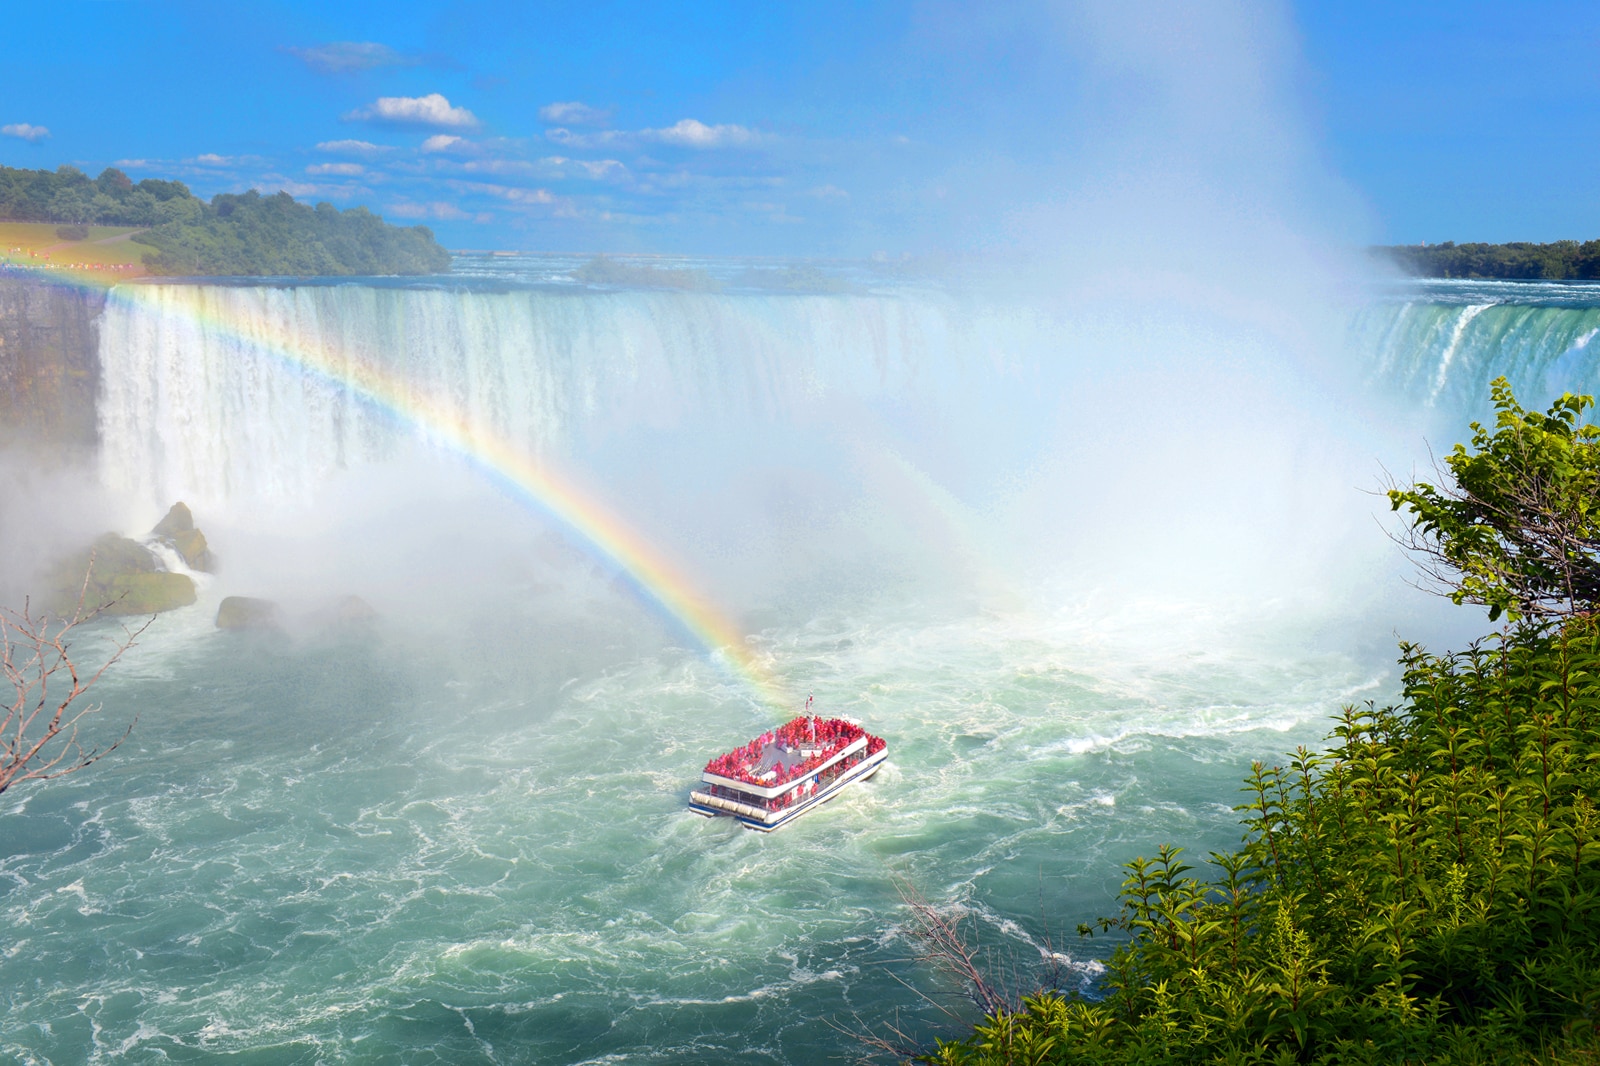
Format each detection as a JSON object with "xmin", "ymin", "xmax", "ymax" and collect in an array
[{"xmin": 1374, "ymin": 239, "xmax": 1600, "ymax": 280}]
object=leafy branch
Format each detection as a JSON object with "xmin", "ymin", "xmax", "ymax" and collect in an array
[{"xmin": 1388, "ymin": 378, "xmax": 1600, "ymax": 622}]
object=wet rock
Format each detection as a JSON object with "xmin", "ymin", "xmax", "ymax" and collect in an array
[
  {"xmin": 216, "ymin": 596, "xmax": 282, "ymax": 631},
  {"xmin": 300, "ymin": 594, "xmax": 379, "ymax": 636},
  {"xmin": 43, "ymin": 532, "xmax": 197, "ymax": 616},
  {"xmin": 103, "ymin": 571, "xmax": 199, "ymax": 614},
  {"xmin": 332, "ymin": 595, "xmax": 377, "ymax": 624},
  {"xmin": 150, "ymin": 501, "xmax": 216, "ymax": 571}
]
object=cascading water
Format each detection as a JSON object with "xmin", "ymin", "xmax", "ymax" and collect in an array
[
  {"xmin": 1356, "ymin": 280, "xmax": 1600, "ymax": 416},
  {"xmin": 94, "ymin": 282, "xmax": 1045, "ymax": 519},
  {"xmin": 0, "ymin": 270, "xmax": 1560, "ymax": 1064}
]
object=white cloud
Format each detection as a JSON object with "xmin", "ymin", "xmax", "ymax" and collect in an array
[
  {"xmin": 572, "ymin": 158, "xmax": 628, "ymax": 180},
  {"xmin": 545, "ymin": 118, "xmax": 766, "ymax": 152},
  {"xmin": 469, "ymin": 183, "xmax": 555, "ymax": 205},
  {"xmin": 192, "ymin": 153, "xmax": 234, "ymax": 166},
  {"xmin": 2, "ymin": 123, "xmax": 50, "ymax": 142},
  {"xmin": 538, "ymin": 101, "xmax": 609, "ymax": 126},
  {"xmin": 307, "ymin": 162, "xmax": 365, "ymax": 176},
  {"xmin": 454, "ymin": 159, "xmax": 540, "ymax": 176},
  {"xmin": 545, "ymin": 127, "xmax": 630, "ymax": 149},
  {"xmin": 388, "ymin": 201, "xmax": 475, "ymax": 221},
  {"xmin": 643, "ymin": 119, "xmax": 760, "ymax": 149},
  {"xmin": 345, "ymin": 93, "xmax": 479, "ymax": 130},
  {"xmin": 443, "ymin": 180, "xmax": 559, "ymax": 209},
  {"xmin": 421, "ymin": 134, "xmax": 468, "ymax": 153},
  {"xmin": 436, "ymin": 157, "xmax": 629, "ymax": 184},
  {"xmin": 316, "ymin": 139, "xmax": 393, "ymax": 157},
  {"xmin": 529, "ymin": 156, "xmax": 628, "ymax": 181},
  {"xmin": 640, "ymin": 170, "xmax": 783, "ymax": 194},
  {"xmin": 275, "ymin": 180, "xmax": 367, "ymax": 200},
  {"xmin": 808, "ymin": 184, "xmax": 849, "ymax": 200},
  {"xmin": 113, "ymin": 158, "xmax": 151, "ymax": 169},
  {"xmin": 288, "ymin": 42, "xmax": 422, "ymax": 75}
]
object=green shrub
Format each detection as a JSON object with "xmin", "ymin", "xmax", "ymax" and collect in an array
[
  {"xmin": 54, "ymin": 224, "xmax": 89, "ymax": 241},
  {"xmin": 924, "ymin": 625, "xmax": 1600, "ymax": 1065},
  {"xmin": 921, "ymin": 384, "xmax": 1600, "ymax": 1065}
]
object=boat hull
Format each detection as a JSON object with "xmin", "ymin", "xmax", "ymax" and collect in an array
[{"xmin": 689, "ymin": 747, "xmax": 887, "ymax": 832}]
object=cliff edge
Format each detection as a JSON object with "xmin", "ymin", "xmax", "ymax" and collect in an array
[{"xmin": 0, "ymin": 273, "xmax": 103, "ymax": 450}]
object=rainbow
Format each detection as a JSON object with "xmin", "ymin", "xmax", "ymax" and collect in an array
[{"xmin": 13, "ymin": 265, "xmax": 789, "ymax": 709}]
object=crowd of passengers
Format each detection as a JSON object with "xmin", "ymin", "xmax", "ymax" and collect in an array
[
  {"xmin": 703, "ymin": 748, "xmax": 872, "ymax": 811},
  {"xmin": 701, "ymin": 716, "xmax": 868, "ymax": 787}
]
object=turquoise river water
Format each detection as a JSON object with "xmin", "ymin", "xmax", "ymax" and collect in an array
[{"xmin": 5, "ymin": 266, "xmax": 1600, "ymax": 1063}]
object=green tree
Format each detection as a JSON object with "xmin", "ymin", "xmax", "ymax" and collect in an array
[
  {"xmin": 45, "ymin": 185, "xmax": 96, "ymax": 224},
  {"xmin": 1, "ymin": 161, "xmax": 449, "ymax": 274},
  {"xmin": 1388, "ymin": 378, "xmax": 1600, "ymax": 622}
]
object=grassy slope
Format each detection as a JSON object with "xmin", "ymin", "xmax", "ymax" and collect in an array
[{"xmin": 0, "ymin": 222, "xmax": 149, "ymax": 279}]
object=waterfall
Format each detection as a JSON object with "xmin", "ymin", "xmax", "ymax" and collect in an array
[
  {"xmin": 95, "ymin": 283, "xmax": 1013, "ymax": 517},
  {"xmin": 100, "ymin": 277, "xmax": 1600, "ymax": 624},
  {"xmin": 1355, "ymin": 297, "xmax": 1600, "ymax": 414}
]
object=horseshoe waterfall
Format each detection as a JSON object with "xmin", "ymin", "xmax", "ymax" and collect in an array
[{"xmin": 4, "ymin": 265, "xmax": 1595, "ymax": 1064}]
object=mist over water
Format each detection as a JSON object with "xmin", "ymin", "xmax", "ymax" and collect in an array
[
  {"xmin": 6, "ymin": 42, "xmax": 1456, "ymax": 1047},
  {"xmin": 0, "ymin": 257, "xmax": 1516, "ymax": 1063},
  {"xmin": 3, "ymin": 4, "xmax": 1562, "ymax": 1061},
  {"xmin": 90, "ymin": 271, "xmax": 1404, "ymax": 639}
]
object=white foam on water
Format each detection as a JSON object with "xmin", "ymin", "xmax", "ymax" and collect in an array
[{"xmin": 5, "ymin": 277, "xmax": 1572, "ymax": 1063}]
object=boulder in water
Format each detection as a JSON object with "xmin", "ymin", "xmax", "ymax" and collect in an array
[
  {"xmin": 41, "ymin": 532, "xmax": 197, "ymax": 616},
  {"xmin": 300, "ymin": 594, "xmax": 380, "ymax": 635},
  {"xmin": 332, "ymin": 595, "xmax": 377, "ymax": 624},
  {"xmin": 150, "ymin": 502, "xmax": 216, "ymax": 571},
  {"xmin": 105, "ymin": 571, "xmax": 200, "ymax": 614},
  {"xmin": 216, "ymin": 596, "xmax": 282, "ymax": 631}
]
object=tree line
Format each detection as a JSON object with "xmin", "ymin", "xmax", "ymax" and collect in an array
[
  {"xmin": 1378, "ymin": 240, "xmax": 1600, "ymax": 281},
  {"xmin": 0, "ymin": 163, "xmax": 449, "ymax": 276}
]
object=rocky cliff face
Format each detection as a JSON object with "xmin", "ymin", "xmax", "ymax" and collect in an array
[{"xmin": 0, "ymin": 274, "xmax": 105, "ymax": 449}]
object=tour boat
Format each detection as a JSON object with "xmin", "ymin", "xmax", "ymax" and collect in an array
[{"xmin": 688, "ymin": 715, "xmax": 888, "ymax": 832}]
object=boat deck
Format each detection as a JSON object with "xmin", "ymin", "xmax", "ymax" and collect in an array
[{"xmin": 689, "ymin": 716, "xmax": 887, "ymax": 831}]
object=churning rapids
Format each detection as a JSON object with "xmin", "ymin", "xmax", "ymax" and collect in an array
[{"xmin": 5, "ymin": 260, "xmax": 1596, "ymax": 1064}]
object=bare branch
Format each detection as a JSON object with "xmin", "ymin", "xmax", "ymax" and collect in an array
[
  {"xmin": 842, "ymin": 877, "xmax": 1082, "ymax": 1062},
  {"xmin": 0, "ymin": 570, "xmax": 148, "ymax": 797}
]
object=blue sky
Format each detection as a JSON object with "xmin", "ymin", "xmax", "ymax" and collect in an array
[{"xmin": 1, "ymin": 1, "xmax": 1595, "ymax": 254}]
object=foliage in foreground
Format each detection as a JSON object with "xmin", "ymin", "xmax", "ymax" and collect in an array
[
  {"xmin": 920, "ymin": 383, "xmax": 1600, "ymax": 1065},
  {"xmin": 921, "ymin": 625, "xmax": 1600, "ymax": 1065},
  {"xmin": 1389, "ymin": 381, "xmax": 1600, "ymax": 624}
]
